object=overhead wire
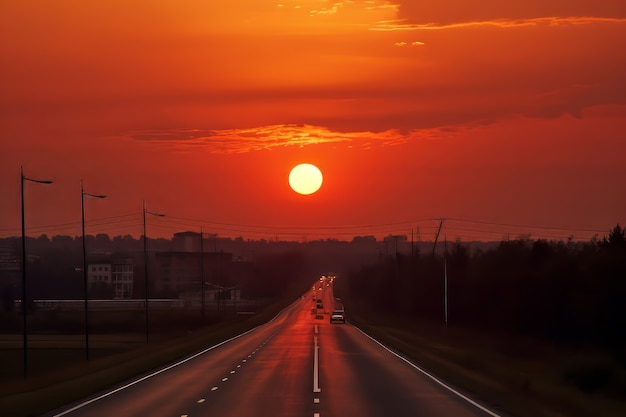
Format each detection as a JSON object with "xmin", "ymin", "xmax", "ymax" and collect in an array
[{"xmin": 1, "ymin": 209, "xmax": 613, "ymax": 242}]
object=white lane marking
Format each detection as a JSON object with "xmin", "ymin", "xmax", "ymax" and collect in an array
[
  {"xmin": 314, "ymin": 413, "xmax": 320, "ymax": 417},
  {"xmin": 222, "ymin": 377, "xmax": 228, "ymax": 382},
  {"xmin": 197, "ymin": 399, "xmax": 205, "ymax": 404},
  {"xmin": 237, "ymin": 364, "xmax": 241, "ymax": 368},
  {"xmin": 354, "ymin": 327, "xmax": 503, "ymax": 417},
  {"xmin": 182, "ymin": 415, "xmax": 188, "ymax": 417},
  {"xmin": 211, "ymin": 386, "xmax": 218, "ymax": 391},
  {"xmin": 314, "ymin": 398, "xmax": 320, "ymax": 404},
  {"xmin": 230, "ymin": 370, "xmax": 236, "ymax": 374},
  {"xmin": 51, "ymin": 302, "xmax": 292, "ymax": 416},
  {"xmin": 313, "ymin": 335, "xmax": 321, "ymax": 393},
  {"xmin": 242, "ymin": 359, "xmax": 247, "ymax": 363}
]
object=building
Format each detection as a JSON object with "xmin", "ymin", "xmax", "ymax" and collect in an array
[
  {"xmin": 152, "ymin": 251, "xmax": 232, "ymax": 298},
  {"xmin": 172, "ymin": 231, "xmax": 202, "ymax": 252},
  {"xmin": 87, "ymin": 255, "xmax": 134, "ymax": 299},
  {"xmin": 110, "ymin": 258, "xmax": 134, "ymax": 299},
  {"xmin": 0, "ymin": 245, "xmax": 20, "ymax": 306}
]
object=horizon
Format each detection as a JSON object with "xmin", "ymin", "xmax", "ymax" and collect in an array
[{"xmin": 0, "ymin": 218, "xmax": 618, "ymax": 244}]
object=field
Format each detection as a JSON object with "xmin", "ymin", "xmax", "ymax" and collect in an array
[{"xmin": 347, "ymin": 305, "xmax": 626, "ymax": 417}]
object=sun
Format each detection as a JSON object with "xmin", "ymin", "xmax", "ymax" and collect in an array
[{"xmin": 289, "ymin": 163, "xmax": 323, "ymax": 195}]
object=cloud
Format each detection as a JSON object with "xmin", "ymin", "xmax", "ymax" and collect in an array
[
  {"xmin": 393, "ymin": 40, "xmax": 424, "ymax": 46},
  {"xmin": 394, "ymin": 0, "xmax": 626, "ymax": 26},
  {"xmin": 370, "ymin": 15, "xmax": 626, "ymax": 31},
  {"xmin": 123, "ymin": 124, "xmax": 466, "ymax": 153}
]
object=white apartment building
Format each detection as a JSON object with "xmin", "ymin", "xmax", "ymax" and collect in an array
[{"xmin": 88, "ymin": 257, "xmax": 134, "ymax": 299}]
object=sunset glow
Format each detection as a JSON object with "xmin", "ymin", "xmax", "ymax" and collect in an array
[{"xmin": 1, "ymin": 1, "xmax": 625, "ymax": 241}]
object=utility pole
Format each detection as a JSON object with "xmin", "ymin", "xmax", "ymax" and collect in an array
[
  {"xmin": 432, "ymin": 218, "xmax": 445, "ymax": 255},
  {"xmin": 200, "ymin": 227, "xmax": 205, "ymax": 324},
  {"xmin": 81, "ymin": 180, "xmax": 106, "ymax": 361},
  {"xmin": 218, "ymin": 250, "xmax": 223, "ymax": 320},
  {"xmin": 20, "ymin": 167, "xmax": 53, "ymax": 378},
  {"xmin": 444, "ymin": 234, "xmax": 448, "ymax": 328}
]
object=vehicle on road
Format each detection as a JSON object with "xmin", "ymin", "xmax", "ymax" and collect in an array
[
  {"xmin": 330, "ymin": 310, "xmax": 345, "ymax": 323},
  {"xmin": 330, "ymin": 299, "xmax": 345, "ymax": 323}
]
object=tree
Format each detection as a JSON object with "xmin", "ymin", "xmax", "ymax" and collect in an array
[{"xmin": 601, "ymin": 224, "xmax": 626, "ymax": 250}]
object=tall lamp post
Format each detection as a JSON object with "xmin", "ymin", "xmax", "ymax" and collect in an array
[
  {"xmin": 143, "ymin": 200, "xmax": 164, "ymax": 343},
  {"xmin": 200, "ymin": 227, "xmax": 205, "ymax": 324},
  {"xmin": 81, "ymin": 180, "xmax": 106, "ymax": 360},
  {"xmin": 444, "ymin": 234, "xmax": 448, "ymax": 329},
  {"xmin": 20, "ymin": 166, "xmax": 53, "ymax": 378}
]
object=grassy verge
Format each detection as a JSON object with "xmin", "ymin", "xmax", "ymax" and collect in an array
[
  {"xmin": 347, "ymin": 305, "xmax": 626, "ymax": 417},
  {"xmin": 0, "ymin": 299, "xmax": 287, "ymax": 417}
]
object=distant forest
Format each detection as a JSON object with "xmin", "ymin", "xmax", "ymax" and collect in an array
[{"xmin": 339, "ymin": 224, "xmax": 626, "ymax": 358}]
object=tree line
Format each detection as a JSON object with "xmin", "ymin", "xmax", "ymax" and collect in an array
[{"xmin": 339, "ymin": 225, "xmax": 626, "ymax": 360}]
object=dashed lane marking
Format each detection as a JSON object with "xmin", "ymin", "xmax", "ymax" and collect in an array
[
  {"xmin": 313, "ymin": 335, "xmax": 321, "ymax": 393},
  {"xmin": 197, "ymin": 399, "xmax": 205, "ymax": 404},
  {"xmin": 211, "ymin": 386, "xmax": 218, "ymax": 391}
]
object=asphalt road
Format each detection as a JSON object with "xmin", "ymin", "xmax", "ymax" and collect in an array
[{"xmin": 47, "ymin": 281, "xmax": 501, "ymax": 417}]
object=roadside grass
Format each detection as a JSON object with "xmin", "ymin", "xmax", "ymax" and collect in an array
[
  {"xmin": 0, "ymin": 299, "xmax": 285, "ymax": 417},
  {"xmin": 347, "ymin": 306, "xmax": 626, "ymax": 417}
]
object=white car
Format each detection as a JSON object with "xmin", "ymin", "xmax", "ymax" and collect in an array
[{"xmin": 330, "ymin": 311, "xmax": 345, "ymax": 323}]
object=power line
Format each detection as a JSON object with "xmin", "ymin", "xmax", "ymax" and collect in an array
[{"xmin": 446, "ymin": 217, "xmax": 606, "ymax": 234}]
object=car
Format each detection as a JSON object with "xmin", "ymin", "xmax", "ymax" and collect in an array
[{"xmin": 330, "ymin": 311, "xmax": 345, "ymax": 323}]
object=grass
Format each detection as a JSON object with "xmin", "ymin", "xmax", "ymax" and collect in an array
[
  {"xmin": 0, "ymin": 300, "xmax": 284, "ymax": 417},
  {"xmin": 346, "ymin": 305, "xmax": 626, "ymax": 417}
]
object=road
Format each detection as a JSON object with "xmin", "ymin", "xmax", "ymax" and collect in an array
[{"xmin": 48, "ymin": 280, "xmax": 501, "ymax": 417}]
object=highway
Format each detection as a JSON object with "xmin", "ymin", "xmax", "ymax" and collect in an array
[{"xmin": 47, "ymin": 279, "xmax": 501, "ymax": 417}]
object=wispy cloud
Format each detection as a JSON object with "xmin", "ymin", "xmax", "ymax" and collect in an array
[
  {"xmin": 371, "ymin": 16, "xmax": 626, "ymax": 31},
  {"xmin": 124, "ymin": 124, "xmax": 462, "ymax": 153},
  {"xmin": 394, "ymin": 40, "xmax": 424, "ymax": 46}
]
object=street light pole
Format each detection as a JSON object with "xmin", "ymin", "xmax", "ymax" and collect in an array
[
  {"xmin": 444, "ymin": 234, "xmax": 448, "ymax": 329},
  {"xmin": 143, "ymin": 200, "xmax": 164, "ymax": 344},
  {"xmin": 81, "ymin": 180, "xmax": 106, "ymax": 361},
  {"xmin": 200, "ymin": 227, "xmax": 205, "ymax": 324},
  {"xmin": 20, "ymin": 166, "xmax": 53, "ymax": 378}
]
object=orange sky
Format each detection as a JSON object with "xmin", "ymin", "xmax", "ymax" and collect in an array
[{"xmin": 1, "ymin": 1, "xmax": 625, "ymax": 242}]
